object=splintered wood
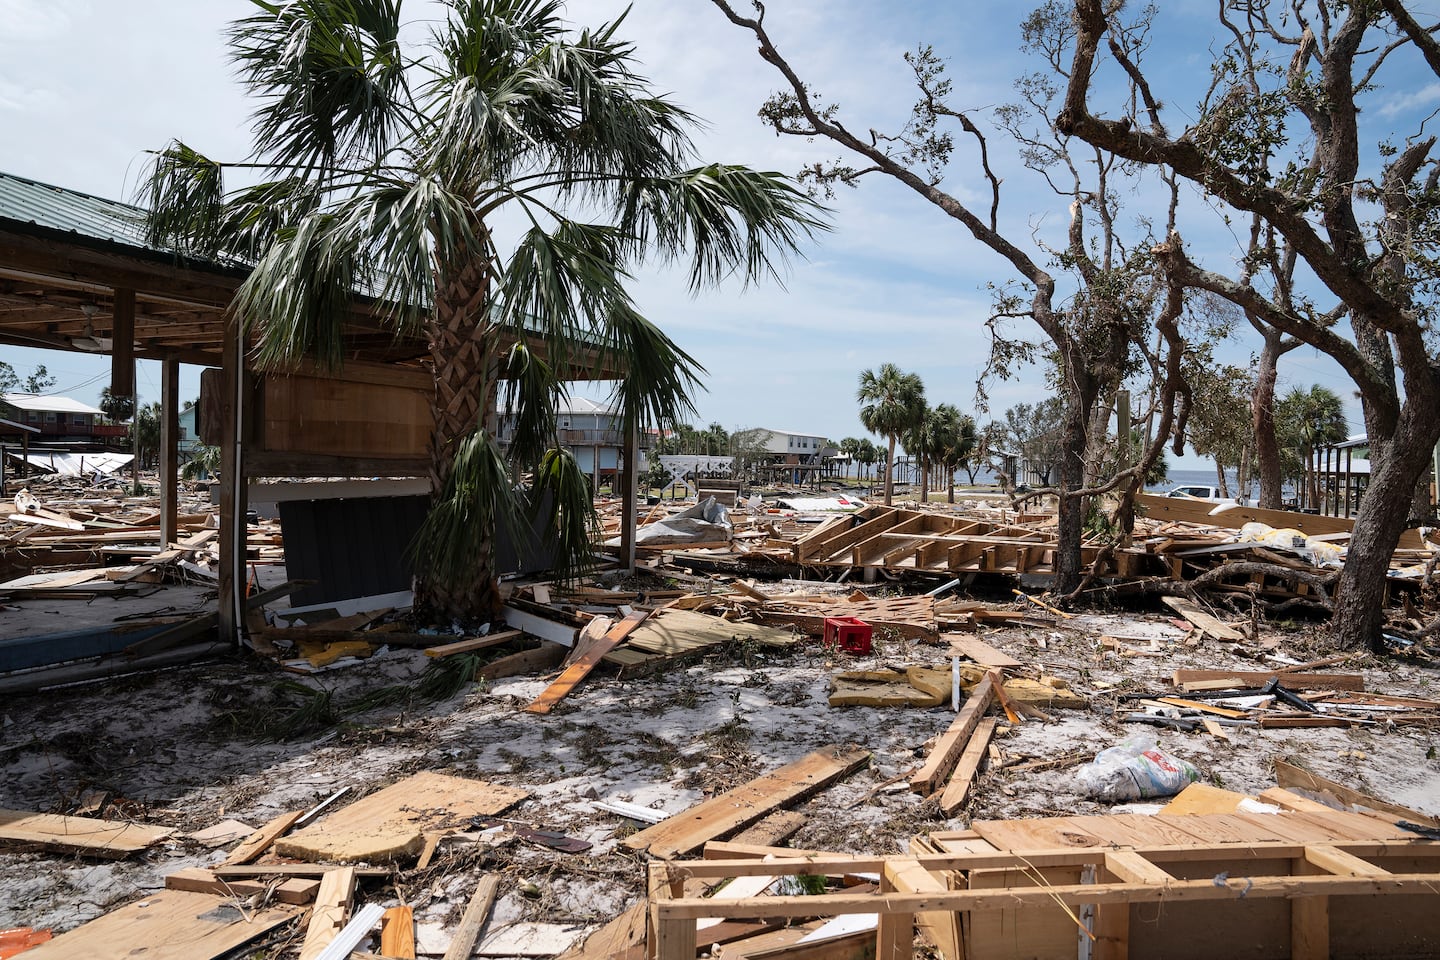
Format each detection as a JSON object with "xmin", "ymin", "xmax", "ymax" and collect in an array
[
  {"xmin": 624, "ymin": 747, "xmax": 870, "ymax": 859},
  {"xmin": 274, "ymin": 772, "xmax": 528, "ymax": 863}
]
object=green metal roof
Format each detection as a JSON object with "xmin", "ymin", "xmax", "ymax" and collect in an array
[{"xmin": 0, "ymin": 171, "xmax": 152, "ymax": 249}]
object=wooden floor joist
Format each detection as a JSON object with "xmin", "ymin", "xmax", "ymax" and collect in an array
[{"xmin": 646, "ymin": 836, "xmax": 1440, "ymax": 960}]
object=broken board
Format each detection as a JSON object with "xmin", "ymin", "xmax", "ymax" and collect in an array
[
  {"xmin": 624, "ymin": 746, "xmax": 870, "ymax": 859},
  {"xmin": 525, "ymin": 610, "xmax": 649, "ymax": 714},
  {"xmin": 21, "ymin": 890, "xmax": 293, "ymax": 960},
  {"xmin": 274, "ymin": 772, "xmax": 528, "ymax": 863},
  {"xmin": 0, "ymin": 809, "xmax": 173, "ymax": 858}
]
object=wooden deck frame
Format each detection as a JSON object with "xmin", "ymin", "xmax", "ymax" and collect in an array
[{"xmin": 647, "ymin": 840, "xmax": 1440, "ymax": 960}]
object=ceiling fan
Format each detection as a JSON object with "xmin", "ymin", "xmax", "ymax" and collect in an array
[{"xmin": 70, "ymin": 303, "xmax": 113, "ymax": 353}]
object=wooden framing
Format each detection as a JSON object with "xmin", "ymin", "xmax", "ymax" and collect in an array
[
  {"xmin": 647, "ymin": 838, "xmax": 1440, "ymax": 960},
  {"xmin": 793, "ymin": 506, "xmax": 1113, "ymax": 576}
]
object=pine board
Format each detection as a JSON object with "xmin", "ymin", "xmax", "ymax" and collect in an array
[
  {"xmin": 525, "ymin": 610, "xmax": 649, "ymax": 713},
  {"xmin": 0, "ymin": 809, "xmax": 172, "ymax": 857},
  {"xmin": 910, "ymin": 674, "xmax": 995, "ymax": 795},
  {"xmin": 1172, "ymin": 668, "xmax": 1365, "ymax": 691},
  {"xmin": 21, "ymin": 890, "xmax": 293, "ymax": 960},
  {"xmin": 274, "ymin": 772, "xmax": 528, "ymax": 863},
  {"xmin": 943, "ymin": 634, "xmax": 1023, "ymax": 668},
  {"xmin": 938, "ymin": 716, "xmax": 997, "ymax": 814},
  {"xmin": 623, "ymin": 746, "xmax": 870, "ymax": 859}
]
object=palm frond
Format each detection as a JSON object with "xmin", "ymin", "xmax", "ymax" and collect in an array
[
  {"xmin": 601, "ymin": 301, "xmax": 704, "ymax": 439},
  {"xmin": 236, "ymin": 211, "xmax": 364, "ymax": 370},
  {"xmin": 409, "ymin": 428, "xmax": 526, "ymax": 598},
  {"xmin": 499, "ymin": 341, "xmax": 562, "ymax": 467},
  {"xmin": 142, "ymin": 141, "xmax": 226, "ymax": 257},
  {"xmin": 496, "ymin": 220, "xmax": 634, "ymax": 374},
  {"xmin": 529, "ymin": 446, "xmax": 600, "ymax": 585},
  {"xmin": 331, "ymin": 177, "xmax": 481, "ymax": 336},
  {"xmin": 620, "ymin": 165, "xmax": 828, "ymax": 290},
  {"xmin": 230, "ymin": 0, "xmax": 407, "ymax": 171}
]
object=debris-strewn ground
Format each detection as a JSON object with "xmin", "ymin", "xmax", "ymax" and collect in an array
[{"xmin": 2, "ymin": 596, "xmax": 1437, "ymax": 950}]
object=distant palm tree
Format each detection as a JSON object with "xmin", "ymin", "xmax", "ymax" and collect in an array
[
  {"xmin": 1277, "ymin": 385, "xmax": 1348, "ymax": 508},
  {"xmin": 839, "ymin": 437, "xmax": 862, "ymax": 481},
  {"xmin": 856, "ymin": 438, "xmax": 879, "ymax": 486},
  {"xmin": 143, "ymin": 0, "xmax": 823, "ymax": 619},
  {"xmin": 857, "ymin": 364, "xmax": 925, "ymax": 505},
  {"xmin": 930, "ymin": 404, "xmax": 975, "ymax": 503}
]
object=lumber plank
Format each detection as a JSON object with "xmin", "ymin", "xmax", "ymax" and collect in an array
[
  {"xmin": 476, "ymin": 641, "xmax": 567, "ymax": 680},
  {"xmin": 423, "ymin": 629, "xmax": 522, "ymax": 659},
  {"xmin": 729, "ymin": 811, "xmax": 809, "ymax": 848},
  {"xmin": 1160, "ymin": 596, "xmax": 1246, "ymax": 641},
  {"xmin": 1273, "ymin": 758, "xmax": 1440, "ymax": 827},
  {"xmin": 443, "ymin": 875, "xmax": 500, "ymax": 960},
  {"xmin": 909, "ymin": 675, "xmax": 995, "ymax": 796},
  {"xmin": 943, "ymin": 633, "xmax": 1022, "ymax": 668},
  {"xmin": 1171, "ymin": 669, "xmax": 1365, "ymax": 692},
  {"xmin": 937, "ymin": 717, "xmax": 998, "ymax": 815},
  {"xmin": 223, "ymin": 810, "xmax": 303, "ymax": 865},
  {"xmin": 381, "ymin": 905, "xmax": 416, "ymax": 959},
  {"xmin": 17, "ymin": 889, "xmax": 294, "ymax": 960},
  {"xmin": 164, "ymin": 868, "xmax": 319, "ymax": 905},
  {"xmin": 1136, "ymin": 492, "xmax": 1429, "ymax": 550},
  {"xmin": 624, "ymin": 746, "xmax": 871, "ymax": 859},
  {"xmin": 524, "ymin": 609, "xmax": 650, "ymax": 713},
  {"xmin": 298, "ymin": 867, "xmax": 356, "ymax": 960},
  {"xmin": 274, "ymin": 772, "xmax": 528, "ymax": 863},
  {"xmin": 0, "ymin": 809, "xmax": 172, "ymax": 858},
  {"xmin": 1103, "ymin": 849, "xmax": 1174, "ymax": 885},
  {"xmin": 885, "ymin": 856, "xmax": 958, "ymax": 960}
]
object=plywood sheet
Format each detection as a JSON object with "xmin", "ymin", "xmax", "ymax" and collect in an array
[
  {"xmin": 274, "ymin": 772, "xmax": 528, "ymax": 863},
  {"xmin": 623, "ymin": 747, "xmax": 870, "ymax": 859},
  {"xmin": 22, "ymin": 890, "xmax": 293, "ymax": 960},
  {"xmin": 0, "ymin": 809, "xmax": 172, "ymax": 857}
]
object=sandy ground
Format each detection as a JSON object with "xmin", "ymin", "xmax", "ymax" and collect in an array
[{"xmin": 2, "ymin": 594, "xmax": 1438, "ymax": 955}]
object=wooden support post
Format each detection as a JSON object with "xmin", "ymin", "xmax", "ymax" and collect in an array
[
  {"xmin": 442, "ymin": 875, "xmax": 500, "ymax": 960},
  {"xmin": 619, "ymin": 424, "xmax": 639, "ymax": 572},
  {"xmin": 876, "ymin": 861, "xmax": 914, "ymax": 960},
  {"xmin": 110, "ymin": 288, "xmax": 135, "ymax": 398},
  {"xmin": 159, "ymin": 354, "xmax": 179, "ymax": 548},
  {"xmin": 1290, "ymin": 856, "xmax": 1328, "ymax": 960},
  {"xmin": 649, "ymin": 863, "xmax": 696, "ymax": 960},
  {"xmin": 218, "ymin": 317, "xmax": 248, "ymax": 644}
]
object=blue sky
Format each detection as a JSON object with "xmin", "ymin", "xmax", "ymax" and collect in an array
[{"xmin": 2, "ymin": 0, "xmax": 1429, "ymax": 469}]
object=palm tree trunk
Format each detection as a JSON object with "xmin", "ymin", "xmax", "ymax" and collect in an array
[
  {"xmin": 884, "ymin": 436, "xmax": 896, "ymax": 506},
  {"xmin": 418, "ymin": 244, "xmax": 501, "ymax": 620}
]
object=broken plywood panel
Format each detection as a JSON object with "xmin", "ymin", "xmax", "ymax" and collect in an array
[
  {"xmin": 21, "ymin": 890, "xmax": 293, "ymax": 960},
  {"xmin": 0, "ymin": 809, "xmax": 173, "ymax": 858},
  {"xmin": 624, "ymin": 746, "xmax": 870, "ymax": 859},
  {"xmin": 274, "ymin": 772, "xmax": 528, "ymax": 863},
  {"xmin": 603, "ymin": 609, "xmax": 797, "ymax": 675}
]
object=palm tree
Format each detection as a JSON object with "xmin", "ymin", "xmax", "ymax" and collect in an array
[
  {"xmin": 839, "ymin": 437, "xmax": 862, "ymax": 481},
  {"xmin": 1277, "ymin": 385, "xmax": 1348, "ymax": 509},
  {"xmin": 930, "ymin": 404, "xmax": 975, "ymax": 503},
  {"xmin": 144, "ymin": 0, "xmax": 823, "ymax": 620},
  {"xmin": 857, "ymin": 364, "xmax": 925, "ymax": 506},
  {"xmin": 856, "ymin": 438, "xmax": 878, "ymax": 487}
]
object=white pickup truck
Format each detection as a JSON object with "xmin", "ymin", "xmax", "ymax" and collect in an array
[{"xmin": 1165, "ymin": 484, "xmax": 1250, "ymax": 506}]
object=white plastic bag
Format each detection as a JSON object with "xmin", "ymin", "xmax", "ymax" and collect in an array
[{"xmin": 1076, "ymin": 734, "xmax": 1202, "ymax": 801}]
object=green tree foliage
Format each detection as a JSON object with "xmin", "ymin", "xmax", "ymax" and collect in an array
[
  {"xmin": 1276, "ymin": 385, "xmax": 1349, "ymax": 508},
  {"xmin": 99, "ymin": 385, "xmax": 135, "ymax": 422},
  {"xmin": 0, "ymin": 362, "xmax": 56, "ymax": 395},
  {"xmin": 857, "ymin": 363, "xmax": 926, "ymax": 506},
  {"xmin": 143, "ymin": 0, "xmax": 823, "ymax": 619}
]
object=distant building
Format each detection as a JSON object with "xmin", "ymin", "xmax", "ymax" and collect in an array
[
  {"xmin": 177, "ymin": 404, "xmax": 203, "ymax": 456},
  {"xmin": 495, "ymin": 396, "xmax": 633, "ymax": 489},
  {"xmin": 0, "ymin": 393, "xmax": 113, "ymax": 443},
  {"xmin": 738, "ymin": 427, "xmax": 831, "ymax": 486}
]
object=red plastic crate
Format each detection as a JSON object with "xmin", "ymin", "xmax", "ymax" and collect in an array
[{"xmin": 822, "ymin": 616, "xmax": 872, "ymax": 654}]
